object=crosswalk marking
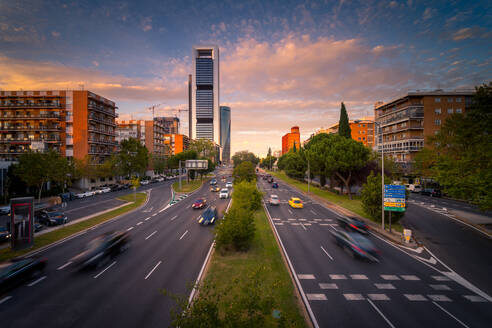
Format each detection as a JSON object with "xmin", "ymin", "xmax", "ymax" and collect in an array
[
  {"xmin": 319, "ymin": 223, "xmax": 330, "ymax": 226},
  {"xmin": 272, "ymin": 218, "xmax": 281, "ymax": 221},
  {"xmin": 401, "ymin": 275, "xmax": 420, "ymax": 281},
  {"xmin": 404, "ymin": 294, "xmax": 428, "ymax": 301},
  {"xmin": 307, "ymin": 293, "xmax": 327, "ymax": 301},
  {"xmin": 274, "ymin": 223, "xmax": 284, "ymax": 225},
  {"xmin": 430, "ymin": 284, "xmax": 452, "ymax": 291},
  {"xmin": 291, "ymin": 223, "xmax": 300, "ymax": 225},
  {"xmin": 368, "ymin": 294, "xmax": 390, "ymax": 301},
  {"xmin": 299, "ymin": 219, "xmax": 307, "ymax": 221},
  {"xmin": 344, "ymin": 294, "xmax": 365, "ymax": 301},
  {"xmin": 330, "ymin": 274, "xmax": 347, "ymax": 280},
  {"xmin": 304, "ymin": 223, "xmax": 312, "ymax": 226},
  {"xmin": 381, "ymin": 275, "xmax": 400, "ymax": 280},
  {"xmin": 319, "ymin": 283, "xmax": 338, "ymax": 289},
  {"xmin": 374, "ymin": 283, "xmax": 396, "ymax": 290},
  {"xmin": 428, "ymin": 295, "xmax": 452, "ymax": 302},
  {"xmin": 298, "ymin": 274, "xmax": 316, "ymax": 280},
  {"xmin": 463, "ymin": 295, "xmax": 487, "ymax": 302},
  {"xmin": 350, "ymin": 274, "xmax": 368, "ymax": 280},
  {"xmin": 432, "ymin": 275, "xmax": 451, "ymax": 281}
]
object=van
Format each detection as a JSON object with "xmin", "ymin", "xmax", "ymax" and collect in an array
[{"xmin": 410, "ymin": 185, "xmax": 422, "ymax": 193}]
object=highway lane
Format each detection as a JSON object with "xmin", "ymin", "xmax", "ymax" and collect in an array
[
  {"xmin": 259, "ymin": 177, "xmax": 492, "ymax": 328},
  {"xmin": 0, "ymin": 174, "xmax": 230, "ymax": 328},
  {"xmin": 409, "ymin": 193, "xmax": 492, "ymax": 218}
]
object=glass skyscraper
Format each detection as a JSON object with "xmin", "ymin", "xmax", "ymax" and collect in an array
[{"xmin": 220, "ymin": 106, "xmax": 231, "ymax": 162}]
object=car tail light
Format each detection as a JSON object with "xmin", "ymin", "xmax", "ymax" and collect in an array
[{"xmin": 351, "ymin": 244, "xmax": 366, "ymax": 255}]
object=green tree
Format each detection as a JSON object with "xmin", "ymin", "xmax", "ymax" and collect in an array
[
  {"xmin": 189, "ymin": 139, "xmax": 217, "ymax": 160},
  {"xmin": 114, "ymin": 137, "xmax": 149, "ymax": 177},
  {"xmin": 305, "ymin": 133, "xmax": 332, "ymax": 187},
  {"xmin": 281, "ymin": 151, "xmax": 307, "ymax": 180},
  {"xmin": 338, "ymin": 102, "xmax": 351, "ymax": 138},
  {"xmin": 231, "ymin": 151, "xmax": 259, "ymax": 167},
  {"xmin": 233, "ymin": 161, "xmax": 256, "ymax": 183},
  {"xmin": 152, "ymin": 156, "xmax": 167, "ymax": 175}
]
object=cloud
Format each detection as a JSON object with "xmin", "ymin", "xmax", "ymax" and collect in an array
[
  {"xmin": 451, "ymin": 27, "xmax": 491, "ymax": 41},
  {"xmin": 422, "ymin": 8, "xmax": 435, "ymax": 21},
  {"xmin": 141, "ymin": 17, "xmax": 152, "ymax": 32},
  {"xmin": 388, "ymin": 1, "xmax": 399, "ymax": 9},
  {"xmin": 92, "ymin": 60, "xmax": 99, "ymax": 67}
]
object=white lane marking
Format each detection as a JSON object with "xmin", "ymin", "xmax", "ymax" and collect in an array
[
  {"xmin": 404, "ymin": 294, "xmax": 428, "ymax": 301},
  {"xmin": 329, "ymin": 274, "xmax": 347, "ymax": 280},
  {"xmin": 310, "ymin": 210, "xmax": 317, "ymax": 215},
  {"xmin": 381, "ymin": 275, "xmax": 400, "ymax": 281},
  {"xmin": 274, "ymin": 223, "xmax": 284, "ymax": 225},
  {"xmin": 463, "ymin": 295, "xmax": 487, "ymax": 302},
  {"xmin": 432, "ymin": 301, "xmax": 470, "ymax": 328},
  {"xmin": 298, "ymin": 274, "xmax": 316, "ymax": 279},
  {"xmin": 344, "ymin": 294, "xmax": 365, "ymax": 300},
  {"xmin": 314, "ymin": 219, "xmax": 322, "ymax": 221},
  {"xmin": 159, "ymin": 208, "xmax": 166, "ymax": 213},
  {"xmin": 127, "ymin": 226, "xmax": 134, "ymax": 231},
  {"xmin": 291, "ymin": 223, "xmax": 300, "ymax": 225},
  {"xmin": 0, "ymin": 296, "xmax": 12, "ymax": 304},
  {"xmin": 288, "ymin": 209, "xmax": 293, "ymax": 214},
  {"xmin": 288, "ymin": 218, "xmax": 297, "ymax": 221},
  {"xmin": 145, "ymin": 217, "xmax": 151, "ymax": 221},
  {"xmin": 179, "ymin": 230, "xmax": 189, "ymax": 240},
  {"xmin": 367, "ymin": 298, "xmax": 396, "ymax": 328},
  {"xmin": 298, "ymin": 218, "xmax": 307, "ymax": 221},
  {"xmin": 272, "ymin": 218, "xmax": 281, "ymax": 221},
  {"xmin": 93, "ymin": 261, "xmax": 117, "ymax": 279},
  {"xmin": 350, "ymin": 274, "xmax": 368, "ymax": 280},
  {"xmin": 152, "ymin": 213, "xmax": 157, "ymax": 216},
  {"xmin": 136, "ymin": 221, "xmax": 143, "ymax": 225},
  {"xmin": 27, "ymin": 275, "xmax": 46, "ymax": 287},
  {"xmin": 145, "ymin": 260, "xmax": 162, "ymax": 280},
  {"xmin": 304, "ymin": 223, "xmax": 312, "ymax": 226},
  {"xmin": 187, "ymin": 205, "xmax": 191, "ymax": 209},
  {"xmin": 300, "ymin": 223, "xmax": 307, "ymax": 230},
  {"xmin": 428, "ymin": 295, "xmax": 452, "ymax": 302},
  {"xmin": 430, "ymin": 284, "xmax": 452, "ymax": 291},
  {"xmin": 432, "ymin": 275, "xmax": 451, "ymax": 281},
  {"xmin": 374, "ymin": 283, "xmax": 396, "ymax": 290},
  {"xmin": 320, "ymin": 246, "xmax": 333, "ymax": 260},
  {"xmin": 319, "ymin": 223, "xmax": 330, "ymax": 226},
  {"xmin": 401, "ymin": 275, "xmax": 420, "ymax": 280},
  {"xmin": 57, "ymin": 261, "xmax": 72, "ymax": 270},
  {"xmin": 307, "ymin": 294, "xmax": 327, "ymax": 301},
  {"xmin": 145, "ymin": 230, "xmax": 157, "ymax": 240},
  {"xmin": 368, "ymin": 294, "xmax": 390, "ymax": 301},
  {"xmin": 170, "ymin": 215, "xmax": 178, "ymax": 221},
  {"xmin": 319, "ymin": 283, "xmax": 338, "ymax": 289},
  {"xmin": 189, "ymin": 241, "xmax": 215, "ymax": 303}
]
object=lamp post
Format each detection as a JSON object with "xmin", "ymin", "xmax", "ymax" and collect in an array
[{"xmin": 375, "ymin": 121, "xmax": 385, "ymax": 230}]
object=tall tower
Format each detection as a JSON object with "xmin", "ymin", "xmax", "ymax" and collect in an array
[
  {"xmin": 191, "ymin": 45, "xmax": 220, "ymax": 145},
  {"xmin": 188, "ymin": 74, "xmax": 192, "ymax": 138},
  {"xmin": 220, "ymin": 106, "xmax": 231, "ymax": 163}
]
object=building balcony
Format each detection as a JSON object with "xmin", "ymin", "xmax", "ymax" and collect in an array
[
  {"xmin": 88, "ymin": 126, "xmax": 116, "ymax": 136},
  {"xmin": 0, "ymin": 114, "xmax": 62, "ymax": 120},
  {"xmin": 381, "ymin": 126, "xmax": 423, "ymax": 135},
  {"xmin": 89, "ymin": 115, "xmax": 116, "ymax": 126},
  {"xmin": 377, "ymin": 105, "xmax": 424, "ymax": 126},
  {"xmin": 0, "ymin": 137, "xmax": 61, "ymax": 143},
  {"xmin": 88, "ymin": 138, "xmax": 117, "ymax": 146},
  {"xmin": 88, "ymin": 104, "xmax": 117, "ymax": 117},
  {"xmin": 88, "ymin": 149, "xmax": 113, "ymax": 155},
  {"xmin": 0, "ymin": 103, "xmax": 63, "ymax": 109},
  {"xmin": 0, "ymin": 126, "xmax": 62, "ymax": 131}
]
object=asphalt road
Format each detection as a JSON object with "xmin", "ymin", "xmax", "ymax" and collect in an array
[
  {"xmin": 0, "ymin": 172, "xmax": 231, "ymax": 328},
  {"xmin": 409, "ymin": 193, "xmax": 492, "ymax": 218},
  {"xmin": 259, "ymin": 176, "xmax": 492, "ymax": 328}
]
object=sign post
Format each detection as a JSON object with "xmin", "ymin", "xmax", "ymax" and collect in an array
[{"xmin": 384, "ymin": 185, "xmax": 406, "ymax": 232}]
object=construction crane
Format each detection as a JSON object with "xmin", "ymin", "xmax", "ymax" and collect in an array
[{"xmin": 145, "ymin": 104, "xmax": 189, "ymax": 134}]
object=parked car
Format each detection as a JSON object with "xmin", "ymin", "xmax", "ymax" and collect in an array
[
  {"xmin": 210, "ymin": 186, "xmax": 220, "ymax": 192},
  {"xmin": 37, "ymin": 210, "xmax": 68, "ymax": 226},
  {"xmin": 34, "ymin": 221, "xmax": 44, "ymax": 233},
  {"xmin": 421, "ymin": 188, "xmax": 441, "ymax": 197},
  {"xmin": 59, "ymin": 192, "xmax": 75, "ymax": 202},
  {"xmin": 337, "ymin": 217, "xmax": 369, "ymax": 234},
  {"xmin": 0, "ymin": 226, "xmax": 11, "ymax": 243},
  {"xmin": 70, "ymin": 231, "xmax": 130, "ymax": 270},
  {"xmin": 0, "ymin": 205, "xmax": 10, "ymax": 215},
  {"xmin": 272, "ymin": 182, "xmax": 279, "ymax": 189},
  {"xmin": 95, "ymin": 187, "xmax": 111, "ymax": 194},
  {"xmin": 409, "ymin": 185, "xmax": 422, "ymax": 193},
  {"xmin": 210, "ymin": 179, "xmax": 217, "ymax": 185},
  {"xmin": 226, "ymin": 182, "xmax": 233, "ymax": 188},
  {"xmin": 110, "ymin": 184, "xmax": 123, "ymax": 192},
  {"xmin": 75, "ymin": 191, "xmax": 94, "ymax": 198},
  {"xmin": 331, "ymin": 230, "xmax": 379, "ymax": 262},
  {"xmin": 192, "ymin": 199, "xmax": 207, "ymax": 209},
  {"xmin": 219, "ymin": 188, "xmax": 229, "ymax": 199},
  {"xmin": 198, "ymin": 206, "xmax": 219, "ymax": 226},
  {"xmin": 140, "ymin": 180, "xmax": 150, "ymax": 185},
  {"xmin": 288, "ymin": 197, "xmax": 303, "ymax": 209},
  {"xmin": 269, "ymin": 194, "xmax": 280, "ymax": 206},
  {"xmin": 0, "ymin": 257, "xmax": 47, "ymax": 293}
]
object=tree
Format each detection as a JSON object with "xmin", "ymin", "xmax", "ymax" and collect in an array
[
  {"xmin": 231, "ymin": 151, "xmax": 259, "ymax": 167},
  {"xmin": 305, "ymin": 133, "xmax": 332, "ymax": 187},
  {"xmin": 281, "ymin": 151, "xmax": 307, "ymax": 180},
  {"xmin": 233, "ymin": 161, "xmax": 256, "ymax": 183},
  {"xmin": 338, "ymin": 102, "xmax": 351, "ymax": 138},
  {"xmin": 189, "ymin": 139, "xmax": 217, "ymax": 160},
  {"xmin": 114, "ymin": 137, "xmax": 149, "ymax": 177},
  {"xmin": 152, "ymin": 156, "xmax": 167, "ymax": 175},
  {"xmin": 427, "ymin": 82, "xmax": 492, "ymax": 209}
]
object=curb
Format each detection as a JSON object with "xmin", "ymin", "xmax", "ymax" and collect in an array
[{"xmin": 170, "ymin": 178, "xmax": 210, "ymax": 205}]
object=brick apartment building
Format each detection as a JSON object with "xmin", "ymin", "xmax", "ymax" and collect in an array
[
  {"xmin": 282, "ymin": 126, "xmax": 300, "ymax": 155},
  {"xmin": 374, "ymin": 89, "xmax": 474, "ymax": 171},
  {"xmin": 144, "ymin": 119, "xmax": 167, "ymax": 159},
  {"xmin": 116, "ymin": 120, "xmax": 145, "ymax": 146},
  {"xmin": 164, "ymin": 134, "xmax": 190, "ymax": 156},
  {"xmin": 325, "ymin": 117, "xmax": 375, "ymax": 147}
]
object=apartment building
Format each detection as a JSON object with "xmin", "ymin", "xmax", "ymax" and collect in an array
[
  {"xmin": 374, "ymin": 89, "xmax": 474, "ymax": 170},
  {"xmin": 116, "ymin": 120, "xmax": 145, "ymax": 145},
  {"xmin": 282, "ymin": 126, "xmax": 301, "ymax": 155},
  {"xmin": 155, "ymin": 116, "xmax": 179, "ymax": 134},
  {"xmin": 163, "ymin": 134, "xmax": 189, "ymax": 156},
  {"xmin": 325, "ymin": 117, "xmax": 375, "ymax": 147},
  {"xmin": 0, "ymin": 90, "xmax": 117, "ymax": 164},
  {"xmin": 145, "ymin": 119, "xmax": 167, "ymax": 159}
]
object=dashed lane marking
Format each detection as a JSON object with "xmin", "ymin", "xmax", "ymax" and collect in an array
[
  {"xmin": 430, "ymin": 284, "xmax": 452, "ymax": 291},
  {"xmin": 350, "ymin": 274, "xmax": 368, "ymax": 280},
  {"xmin": 136, "ymin": 221, "xmax": 143, "ymax": 225},
  {"xmin": 432, "ymin": 275, "xmax": 451, "ymax": 281},
  {"xmin": 93, "ymin": 261, "xmax": 117, "ymax": 279},
  {"xmin": 404, "ymin": 294, "xmax": 428, "ymax": 301},
  {"xmin": 330, "ymin": 274, "xmax": 347, "ymax": 280},
  {"xmin": 310, "ymin": 210, "xmax": 317, "ymax": 215},
  {"xmin": 145, "ymin": 217, "xmax": 151, "ymax": 221},
  {"xmin": 272, "ymin": 218, "xmax": 281, "ymax": 221},
  {"xmin": 307, "ymin": 294, "xmax": 327, "ymax": 301},
  {"xmin": 463, "ymin": 295, "xmax": 488, "ymax": 302},
  {"xmin": 401, "ymin": 275, "xmax": 420, "ymax": 281},
  {"xmin": 0, "ymin": 296, "xmax": 12, "ymax": 305},
  {"xmin": 28, "ymin": 276, "xmax": 46, "ymax": 287},
  {"xmin": 291, "ymin": 223, "xmax": 300, "ymax": 225},
  {"xmin": 319, "ymin": 223, "xmax": 330, "ymax": 226},
  {"xmin": 145, "ymin": 231, "xmax": 157, "ymax": 240},
  {"xmin": 314, "ymin": 219, "xmax": 322, "ymax": 221},
  {"xmin": 381, "ymin": 275, "xmax": 400, "ymax": 280},
  {"xmin": 298, "ymin": 219, "xmax": 307, "ymax": 221},
  {"xmin": 368, "ymin": 294, "xmax": 390, "ymax": 301},
  {"xmin": 374, "ymin": 283, "xmax": 396, "ymax": 290},
  {"xmin": 320, "ymin": 246, "xmax": 334, "ymax": 260},
  {"xmin": 274, "ymin": 223, "xmax": 284, "ymax": 226},
  {"xmin": 57, "ymin": 261, "xmax": 72, "ymax": 270},
  {"xmin": 145, "ymin": 260, "xmax": 162, "ymax": 280},
  {"xmin": 344, "ymin": 294, "xmax": 365, "ymax": 301},
  {"xmin": 319, "ymin": 283, "xmax": 338, "ymax": 289},
  {"xmin": 304, "ymin": 223, "xmax": 312, "ymax": 226},
  {"xmin": 428, "ymin": 295, "xmax": 452, "ymax": 302},
  {"xmin": 433, "ymin": 301, "xmax": 470, "ymax": 328},
  {"xmin": 288, "ymin": 218, "xmax": 296, "ymax": 221},
  {"xmin": 298, "ymin": 274, "xmax": 316, "ymax": 280},
  {"xmin": 170, "ymin": 215, "xmax": 178, "ymax": 221},
  {"xmin": 179, "ymin": 230, "xmax": 189, "ymax": 240},
  {"xmin": 152, "ymin": 213, "xmax": 157, "ymax": 216},
  {"xmin": 127, "ymin": 226, "xmax": 134, "ymax": 231},
  {"xmin": 367, "ymin": 298, "xmax": 396, "ymax": 328}
]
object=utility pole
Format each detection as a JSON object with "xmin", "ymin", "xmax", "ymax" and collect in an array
[
  {"xmin": 179, "ymin": 160, "xmax": 182, "ymax": 191},
  {"xmin": 308, "ymin": 159, "xmax": 311, "ymax": 194}
]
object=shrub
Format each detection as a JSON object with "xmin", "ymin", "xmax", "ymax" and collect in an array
[
  {"xmin": 232, "ymin": 181, "xmax": 263, "ymax": 212},
  {"xmin": 233, "ymin": 161, "xmax": 256, "ymax": 183},
  {"xmin": 215, "ymin": 207, "xmax": 255, "ymax": 253}
]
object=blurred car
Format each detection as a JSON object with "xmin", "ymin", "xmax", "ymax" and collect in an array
[
  {"xmin": 95, "ymin": 187, "xmax": 111, "ymax": 194},
  {"xmin": 156, "ymin": 177, "xmax": 165, "ymax": 182},
  {"xmin": 272, "ymin": 182, "xmax": 279, "ymax": 189},
  {"xmin": 262, "ymin": 175, "xmax": 268, "ymax": 180},
  {"xmin": 210, "ymin": 186, "xmax": 221, "ymax": 192},
  {"xmin": 192, "ymin": 199, "xmax": 207, "ymax": 209},
  {"xmin": 337, "ymin": 217, "xmax": 369, "ymax": 234},
  {"xmin": 269, "ymin": 194, "xmax": 280, "ymax": 206},
  {"xmin": 421, "ymin": 188, "xmax": 441, "ymax": 197},
  {"xmin": 59, "ymin": 192, "xmax": 75, "ymax": 202},
  {"xmin": 140, "ymin": 180, "xmax": 150, "ymax": 185},
  {"xmin": 0, "ymin": 226, "xmax": 11, "ymax": 243},
  {"xmin": 210, "ymin": 179, "xmax": 217, "ymax": 185},
  {"xmin": 37, "ymin": 210, "xmax": 68, "ymax": 226},
  {"xmin": 221, "ymin": 177, "xmax": 226, "ymax": 182},
  {"xmin": 110, "ymin": 184, "xmax": 123, "ymax": 192},
  {"xmin": 0, "ymin": 257, "xmax": 47, "ymax": 293},
  {"xmin": 70, "ymin": 231, "xmax": 130, "ymax": 270},
  {"xmin": 226, "ymin": 182, "xmax": 233, "ymax": 188},
  {"xmin": 288, "ymin": 197, "xmax": 303, "ymax": 209},
  {"xmin": 76, "ymin": 190, "xmax": 94, "ymax": 198},
  {"xmin": 410, "ymin": 185, "xmax": 422, "ymax": 193},
  {"xmin": 219, "ymin": 188, "xmax": 229, "ymax": 199},
  {"xmin": 34, "ymin": 221, "xmax": 44, "ymax": 232},
  {"xmin": 198, "ymin": 206, "xmax": 218, "ymax": 226},
  {"xmin": 0, "ymin": 205, "xmax": 10, "ymax": 215},
  {"xmin": 331, "ymin": 230, "xmax": 379, "ymax": 262},
  {"xmin": 268, "ymin": 177, "xmax": 274, "ymax": 183}
]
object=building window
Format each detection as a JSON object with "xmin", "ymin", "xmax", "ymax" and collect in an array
[
  {"xmin": 456, "ymin": 108, "xmax": 462, "ymax": 113},
  {"xmin": 358, "ymin": 137, "xmax": 361, "ymax": 140},
  {"xmin": 447, "ymin": 98, "xmax": 453, "ymax": 102},
  {"xmin": 435, "ymin": 119, "xmax": 441, "ymax": 125},
  {"xmin": 435, "ymin": 108, "xmax": 441, "ymax": 114},
  {"xmin": 434, "ymin": 131, "xmax": 439, "ymax": 135},
  {"xmin": 363, "ymin": 137, "xmax": 365, "ymax": 140},
  {"xmin": 456, "ymin": 98, "xmax": 462, "ymax": 102},
  {"xmin": 435, "ymin": 98, "xmax": 441, "ymax": 102},
  {"xmin": 447, "ymin": 108, "xmax": 453, "ymax": 114}
]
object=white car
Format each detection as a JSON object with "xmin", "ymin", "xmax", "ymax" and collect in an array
[
  {"xmin": 140, "ymin": 180, "xmax": 150, "ymax": 185},
  {"xmin": 226, "ymin": 182, "xmax": 233, "ymax": 188},
  {"xmin": 76, "ymin": 191, "xmax": 94, "ymax": 198},
  {"xmin": 219, "ymin": 188, "xmax": 229, "ymax": 199},
  {"xmin": 99, "ymin": 187, "xmax": 111, "ymax": 193},
  {"xmin": 269, "ymin": 194, "xmax": 280, "ymax": 206}
]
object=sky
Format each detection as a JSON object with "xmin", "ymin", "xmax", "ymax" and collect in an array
[{"xmin": 0, "ymin": 0, "xmax": 491, "ymax": 157}]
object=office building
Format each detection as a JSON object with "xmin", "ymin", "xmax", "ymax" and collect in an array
[
  {"xmin": 374, "ymin": 89, "xmax": 474, "ymax": 170},
  {"xmin": 188, "ymin": 74, "xmax": 192, "ymax": 138},
  {"xmin": 164, "ymin": 134, "xmax": 189, "ymax": 156},
  {"xmin": 219, "ymin": 106, "xmax": 231, "ymax": 163},
  {"xmin": 0, "ymin": 90, "xmax": 117, "ymax": 164},
  {"xmin": 325, "ymin": 117, "xmax": 375, "ymax": 147},
  {"xmin": 191, "ymin": 45, "xmax": 220, "ymax": 144},
  {"xmin": 282, "ymin": 126, "xmax": 301, "ymax": 155}
]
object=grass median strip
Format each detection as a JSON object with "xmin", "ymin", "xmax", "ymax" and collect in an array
[
  {"xmin": 172, "ymin": 179, "xmax": 203, "ymax": 193},
  {"xmin": 0, "ymin": 192, "xmax": 146, "ymax": 262}
]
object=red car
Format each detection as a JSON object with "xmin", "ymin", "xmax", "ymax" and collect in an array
[{"xmin": 192, "ymin": 199, "xmax": 207, "ymax": 209}]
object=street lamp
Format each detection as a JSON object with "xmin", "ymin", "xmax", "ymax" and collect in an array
[{"xmin": 374, "ymin": 121, "xmax": 385, "ymax": 230}]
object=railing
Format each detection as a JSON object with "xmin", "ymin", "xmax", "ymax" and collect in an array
[
  {"xmin": 0, "ymin": 126, "xmax": 62, "ymax": 131},
  {"xmin": 88, "ymin": 104, "xmax": 117, "ymax": 117},
  {"xmin": 88, "ymin": 115, "xmax": 116, "ymax": 126},
  {"xmin": 377, "ymin": 105, "xmax": 424, "ymax": 126},
  {"xmin": 0, "ymin": 137, "xmax": 61, "ymax": 143},
  {"xmin": 0, "ymin": 114, "xmax": 61, "ymax": 119},
  {"xmin": 0, "ymin": 103, "xmax": 62, "ymax": 108},
  {"xmin": 88, "ymin": 149, "xmax": 113, "ymax": 155},
  {"xmin": 88, "ymin": 126, "xmax": 116, "ymax": 136},
  {"xmin": 88, "ymin": 138, "xmax": 117, "ymax": 146},
  {"xmin": 382, "ymin": 125, "xmax": 423, "ymax": 135}
]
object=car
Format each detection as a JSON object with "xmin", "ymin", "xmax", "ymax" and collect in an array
[
  {"xmin": 110, "ymin": 184, "xmax": 122, "ymax": 192},
  {"xmin": 331, "ymin": 230, "xmax": 379, "ymax": 262},
  {"xmin": 0, "ymin": 226, "xmax": 11, "ymax": 243},
  {"xmin": 96, "ymin": 187, "xmax": 111, "ymax": 194},
  {"xmin": 0, "ymin": 205, "xmax": 10, "ymax": 215},
  {"xmin": 0, "ymin": 257, "xmax": 47, "ymax": 293},
  {"xmin": 198, "ymin": 206, "xmax": 219, "ymax": 226},
  {"xmin": 410, "ymin": 185, "xmax": 422, "ymax": 193},
  {"xmin": 269, "ymin": 194, "xmax": 280, "ymax": 206},
  {"xmin": 34, "ymin": 221, "xmax": 44, "ymax": 233},
  {"xmin": 70, "ymin": 231, "xmax": 130, "ymax": 270},
  {"xmin": 221, "ymin": 177, "xmax": 226, "ymax": 182},
  {"xmin": 288, "ymin": 197, "xmax": 303, "ymax": 209},
  {"xmin": 219, "ymin": 188, "xmax": 229, "ymax": 199},
  {"xmin": 140, "ymin": 180, "xmax": 150, "ymax": 185},
  {"xmin": 156, "ymin": 177, "xmax": 165, "ymax": 182},
  {"xmin": 421, "ymin": 188, "xmax": 441, "ymax": 197},
  {"xmin": 226, "ymin": 182, "xmax": 233, "ymax": 188},
  {"xmin": 75, "ymin": 190, "xmax": 94, "ymax": 198},
  {"xmin": 272, "ymin": 182, "xmax": 279, "ymax": 189},
  {"xmin": 210, "ymin": 179, "xmax": 217, "ymax": 185},
  {"xmin": 192, "ymin": 199, "xmax": 207, "ymax": 209},
  {"xmin": 37, "ymin": 210, "xmax": 68, "ymax": 226},
  {"xmin": 210, "ymin": 186, "xmax": 220, "ymax": 192},
  {"xmin": 59, "ymin": 192, "xmax": 75, "ymax": 202},
  {"xmin": 337, "ymin": 217, "xmax": 369, "ymax": 234}
]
